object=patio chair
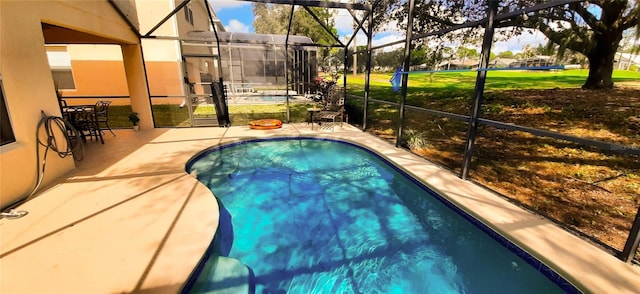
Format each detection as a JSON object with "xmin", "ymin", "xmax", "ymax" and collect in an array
[
  {"xmin": 58, "ymin": 97, "xmax": 67, "ymax": 110},
  {"xmin": 71, "ymin": 105, "xmax": 104, "ymax": 144},
  {"xmin": 58, "ymin": 98, "xmax": 70, "ymax": 122},
  {"xmin": 235, "ymin": 82, "xmax": 254, "ymax": 94},
  {"xmin": 318, "ymin": 92, "xmax": 345, "ymax": 128},
  {"xmin": 95, "ymin": 100, "xmax": 115, "ymax": 136}
]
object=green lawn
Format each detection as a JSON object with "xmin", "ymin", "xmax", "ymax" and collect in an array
[
  {"xmin": 346, "ymin": 69, "xmax": 640, "ymax": 102},
  {"xmin": 344, "ymin": 69, "xmax": 608, "ymax": 120}
]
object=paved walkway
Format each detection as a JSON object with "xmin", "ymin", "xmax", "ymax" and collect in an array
[{"xmin": 1, "ymin": 123, "xmax": 639, "ymax": 293}]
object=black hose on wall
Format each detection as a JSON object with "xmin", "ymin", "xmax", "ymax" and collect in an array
[{"xmin": 0, "ymin": 112, "xmax": 84, "ymax": 215}]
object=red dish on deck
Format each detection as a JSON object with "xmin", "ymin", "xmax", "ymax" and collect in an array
[{"xmin": 249, "ymin": 119, "xmax": 283, "ymax": 130}]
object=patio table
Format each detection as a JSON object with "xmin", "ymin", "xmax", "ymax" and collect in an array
[
  {"xmin": 62, "ymin": 105, "xmax": 103, "ymax": 144},
  {"xmin": 307, "ymin": 107, "xmax": 322, "ymax": 130}
]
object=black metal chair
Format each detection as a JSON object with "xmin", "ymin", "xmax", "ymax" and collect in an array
[
  {"xmin": 94, "ymin": 100, "xmax": 115, "ymax": 136},
  {"xmin": 71, "ymin": 105, "xmax": 104, "ymax": 144},
  {"xmin": 58, "ymin": 98, "xmax": 69, "ymax": 119}
]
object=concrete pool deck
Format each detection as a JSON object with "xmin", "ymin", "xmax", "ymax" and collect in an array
[{"xmin": 1, "ymin": 123, "xmax": 639, "ymax": 293}]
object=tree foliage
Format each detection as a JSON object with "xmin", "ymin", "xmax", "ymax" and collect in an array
[
  {"xmin": 366, "ymin": 0, "xmax": 639, "ymax": 89},
  {"xmin": 456, "ymin": 47, "xmax": 480, "ymax": 60},
  {"xmin": 373, "ymin": 48, "xmax": 404, "ymax": 69},
  {"xmin": 252, "ymin": 3, "xmax": 288, "ymax": 34},
  {"xmin": 252, "ymin": 3, "xmax": 337, "ymax": 61},
  {"xmin": 497, "ymin": 50, "xmax": 515, "ymax": 59},
  {"xmin": 253, "ymin": 3, "xmax": 337, "ymax": 42}
]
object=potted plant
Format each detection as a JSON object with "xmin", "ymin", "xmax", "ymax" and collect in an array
[{"xmin": 128, "ymin": 112, "xmax": 140, "ymax": 131}]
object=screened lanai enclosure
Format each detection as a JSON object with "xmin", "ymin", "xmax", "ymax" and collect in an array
[
  {"xmin": 138, "ymin": 0, "xmax": 639, "ymax": 265},
  {"xmin": 179, "ymin": 31, "xmax": 317, "ymax": 126},
  {"xmin": 185, "ymin": 31, "xmax": 317, "ymax": 96}
]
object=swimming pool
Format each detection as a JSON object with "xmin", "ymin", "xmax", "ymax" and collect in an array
[
  {"xmin": 260, "ymin": 95, "xmax": 289, "ymax": 102},
  {"xmin": 233, "ymin": 95, "xmax": 302, "ymax": 105},
  {"xmin": 184, "ymin": 138, "xmax": 580, "ymax": 293}
]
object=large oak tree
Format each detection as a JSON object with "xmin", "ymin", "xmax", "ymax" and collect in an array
[{"xmin": 518, "ymin": 0, "xmax": 639, "ymax": 89}]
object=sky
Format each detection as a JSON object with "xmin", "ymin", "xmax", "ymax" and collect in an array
[{"xmin": 209, "ymin": 0, "xmax": 547, "ymax": 54}]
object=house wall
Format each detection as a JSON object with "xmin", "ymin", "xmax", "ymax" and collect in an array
[
  {"xmin": 58, "ymin": 59, "xmax": 183, "ymax": 106},
  {"xmin": 56, "ymin": 0, "xmax": 220, "ymax": 108},
  {"xmin": 60, "ymin": 48, "xmax": 183, "ymax": 106},
  {"xmin": 58, "ymin": 0, "xmax": 186, "ymax": 105},
  {"xmin": 138, "ymin": 0, "xmax": 187, "ymax": 104},
  {"xmin": 0, "ymin": 0, "xmax": 143, "ymax": 208}
]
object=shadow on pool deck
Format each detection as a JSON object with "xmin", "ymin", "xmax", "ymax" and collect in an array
[{"xmin": 0, "ymin": 123, "xmax": 639, "ymax": 293}]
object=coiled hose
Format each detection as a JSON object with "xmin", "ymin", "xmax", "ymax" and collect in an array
[{"xmin": 0, "ymin": 112, "xmax": 84, "ymax": 218}]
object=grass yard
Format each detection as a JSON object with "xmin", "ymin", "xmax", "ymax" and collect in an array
[{"xmin": 346, "ymin": 69, "xmax": 640, "ymax": 257}]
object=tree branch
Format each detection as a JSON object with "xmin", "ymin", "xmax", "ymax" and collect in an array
[
  {"xmin": 620, "ymin": 5, "xmax": 640, "ymax": 31},
  {"xmin": 570, "ymin": 2, "xmax": 605, "ymax": 32},
  {"xmin": 536, "ymin": 20, "xmax": 590, "ymax": 55}
]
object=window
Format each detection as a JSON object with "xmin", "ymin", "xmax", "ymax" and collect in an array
[
  {"xmin": 184, "ymin": 4, "xmax": 194, "ymax": 26},
  {"xmin": 46, "ymin": 46, "xmax": 76, "ymax": 90},
  {"xmin": 0, "ymin": 75, "xmax": 16, "ymax": 146}
]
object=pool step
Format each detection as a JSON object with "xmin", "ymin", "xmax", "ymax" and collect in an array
[
  {"xmin": 208, "ymin": 257, "xmax": 252, "ymax": 294},
  {"xmin": 186, "ymin": 256, "xmax": 252, "ymax": 294}
]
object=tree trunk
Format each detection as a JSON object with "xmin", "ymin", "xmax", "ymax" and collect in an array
[
  {"xmin": 582, "ymin": 31, "xmax": 622, "ymax": 89},
  {"xmin": 583, "ymin": 55, "xmax": 614, "ymax": 89}
]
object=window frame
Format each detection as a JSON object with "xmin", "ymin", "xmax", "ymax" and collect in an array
[
  {"xmin": 184, "ymin": 4, "xmax": 194, "ymax": 26},
  {"xmin": 46, "ymin": 46, "xmax": 76, "ymax": 90},
  {"xmin": 0, "ymin": 74, "xmax": 16, "ymax": 146}
]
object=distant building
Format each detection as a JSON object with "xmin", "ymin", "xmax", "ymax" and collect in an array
[
  {"xmin": 436, "ymin": 59, "xmax": 479, "ymax": 70},
  {"xmin": 508, "ymin": 55, "xmax": 556, "ymax": 68},
  {"xmin": 615, "ymin": 52, "xmax": 640, "ymax": 70},
  {"xmin": 490, "ymin": 58, "xmax": 518, "ymax": 68}
]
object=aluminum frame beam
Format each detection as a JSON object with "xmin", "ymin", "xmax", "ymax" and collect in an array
[
  {"xmin": 362, "ymin": 6, "xmax": 374, "ymax": 130},
  {"xmin": 302, "ymin": 6, "xmax": 344, "ymax": 47},
  {"xmin": 356, "ymin": 97, "xmax": 640, "ymax": 156},
  {"xmin": 284, "ymin": 4, "xmax": 295, "ymax": 122},
  {"xmin": 395, "ymin": 0, "xmax": 416, "ymax": 147},
  {"xmin": 144, "ymin": 0, "xmax": 192, "ymax": 37},
  {"xmin": 204, "ymin": 0, "xmax": 230, "ymax": 127},
  {"xmin": 347, "ymin": 9, "xmax": 368, "ymax": 36},
  {"xmin": 461, "ymin": 0, "xmax": 498, "ymax": 179},
  {"xmin": 107, "ymin": 0, "xmax": 142, "ymax": 38},
  {"xmin": 237, "ymin": 0, "xmax": 370, "ymax": 11}
]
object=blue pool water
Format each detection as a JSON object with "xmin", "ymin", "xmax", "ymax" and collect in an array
[
  {"xmin": 185, "ymin": 138, "xmax": 579, "ymax": 293},
  {"xmin": 252, "ymin": 95, "xmax": 298, "ymax": 103}
]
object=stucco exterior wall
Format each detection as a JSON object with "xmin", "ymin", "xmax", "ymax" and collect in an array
[
  {"xmin": 61, "ymin": 60, "xmax": 182, "ymax": 106},
  {"xmin": 57, "ymin": 39, "xmax": 182, "ymax": 105},
  {"xmin": 56, "ymin": 1, "xmax": 186, "ymax": 105},
  {"xmin": 0, "ymin": 0, "xmax": 143, "ymax": 208},
  {"xmin": 137, "ymin": 0, "xmax": 178, "ymax": 36},
  {"xmin": 70, "ymin": 60, "xmax": 130, "ymax": 95}
]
